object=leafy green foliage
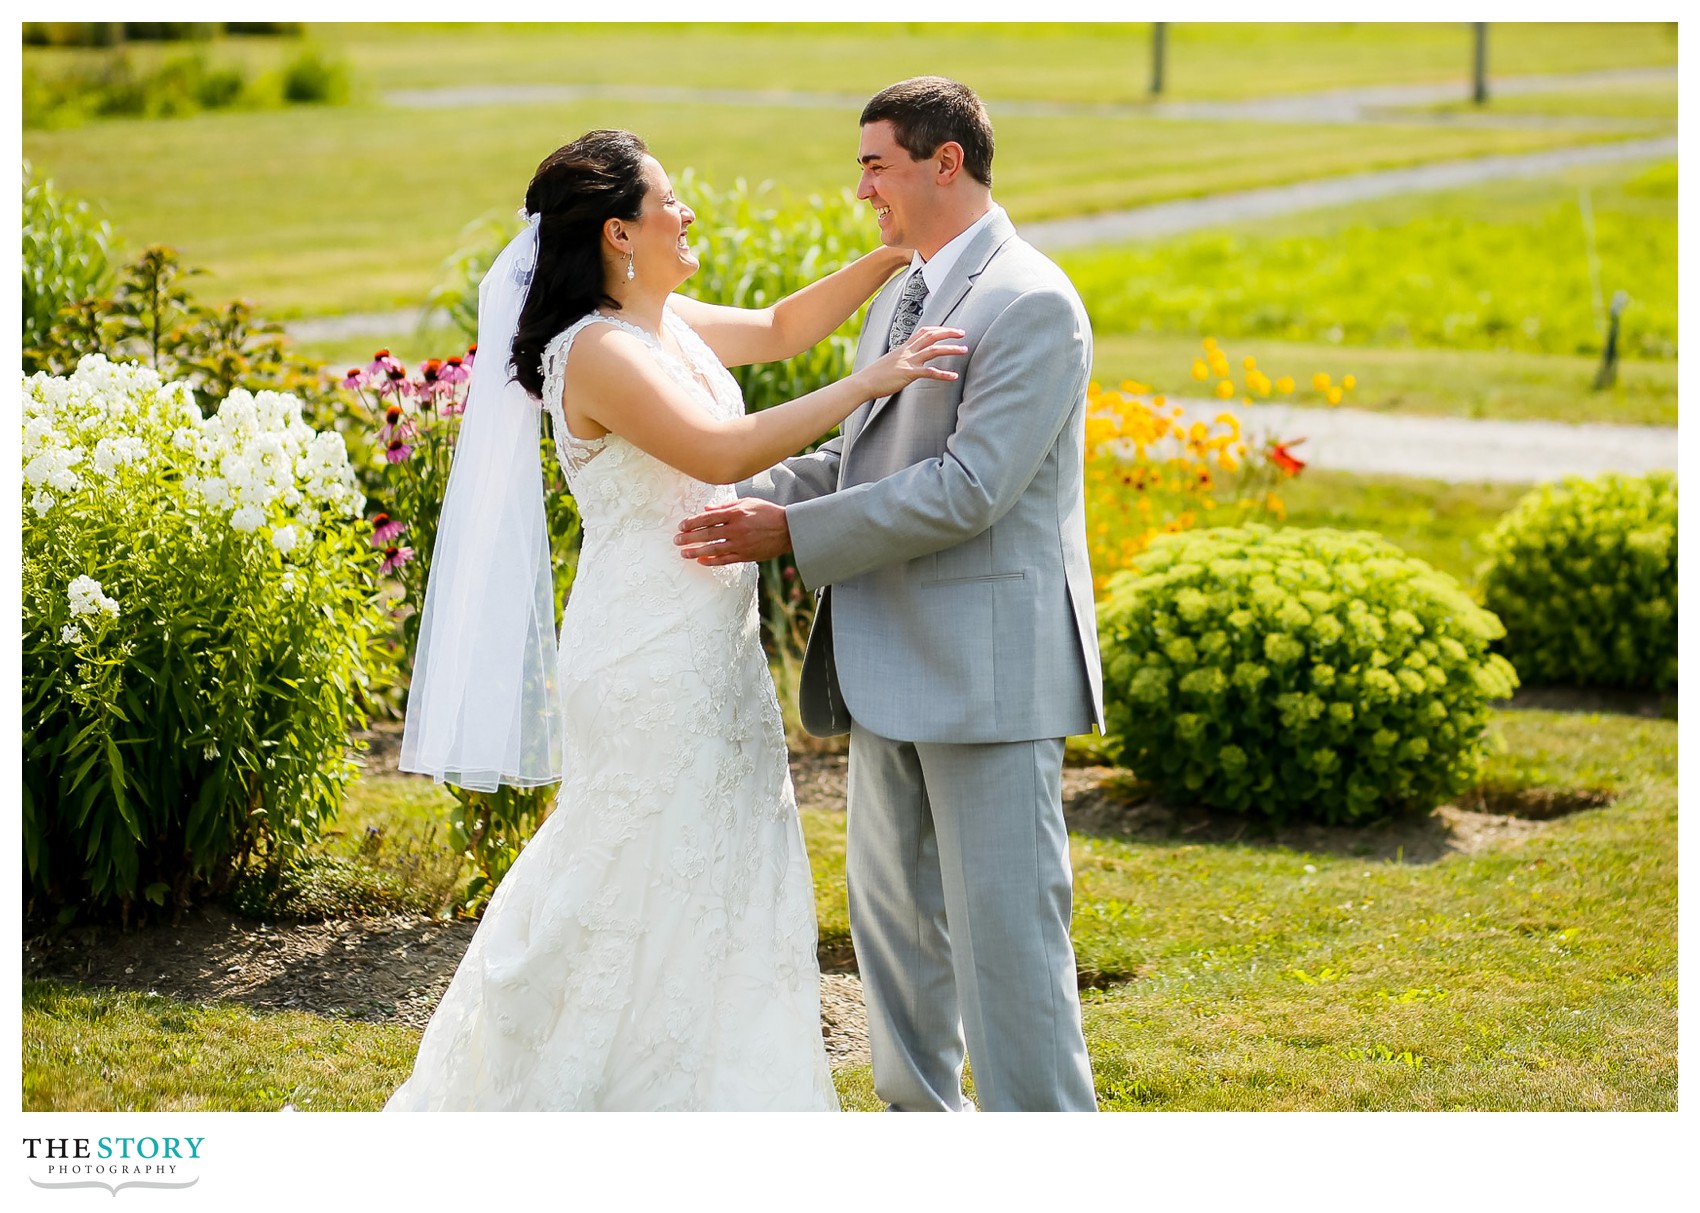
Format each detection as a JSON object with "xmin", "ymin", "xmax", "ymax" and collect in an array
[
  {"xmin": 30, "ymin": 243, "xmax": 338, "ymax": 424},
  {"xmin": 22, "ymin": 42, "xmax": 350, "ymax": 129},
  {"xmin": 22, "ymin": 359, "xmax": 387, "ymax": 925},
  {"xmin": 22, "ymin": 161, "xmax": 114, "ymax": 373},
  {"xmin": 1479, "ymin": 472, "xmax": 1675, "ymax": 690},
  {"xmin": 1098, "ymin": 525, "xmax": 1519, "ymax": 823}
]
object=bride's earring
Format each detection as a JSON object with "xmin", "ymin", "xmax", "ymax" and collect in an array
[{"xmin": 625, "ymin": 250, "xmax": 635, "ymax": 281}]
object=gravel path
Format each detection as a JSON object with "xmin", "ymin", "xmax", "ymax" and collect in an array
[{"xmin": 1023, "ymin": 135, "xmax": 1674, "ymax": 250}]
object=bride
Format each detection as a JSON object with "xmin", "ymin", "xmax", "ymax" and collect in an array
[{"xmin": 384, "ymin": 129, "xmax": 965, "ymax": 1111}]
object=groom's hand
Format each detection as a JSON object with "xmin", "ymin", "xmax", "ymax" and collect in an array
[{"xmin": 675, "ymin": 498, "xmax": 792, "ymax": 564}]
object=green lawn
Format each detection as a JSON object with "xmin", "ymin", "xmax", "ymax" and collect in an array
[
  {"xmin": 24, "ymin": 706, "xmax": 1674, "ymax": 1112},
  {"xmin": 1273, "ymin": 471, "xmax": 1531, "ymax": 590},
  {"xmin": 1093, "ymin": 332, "xmax": 1676, "ymax": 427},
  {"xmin": 308, "ymin": 22, "xmax": 1679, "ymax": 103},
  {"xmin": 23, "ymin": 90, "xmax": 1666, "ymax": 319},
  {"xmin": 1419, "ymin": 77, "xmax": 1677, "ymax": 122},
  {"xmin": 1060, "ymin": 159, "xmax": 1677, "ymax": 362}
]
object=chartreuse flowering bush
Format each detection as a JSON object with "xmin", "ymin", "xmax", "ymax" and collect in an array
[
  {"xmin": 1478, "ymin": 472, "xmax": 1676, "ymax": 691},
  {"xmin": 1098, "ymin": 525, "xmax": 1519, "ymax": 824},
  {"xmin": 22, "ymin": 356, "xmax": 386, "ymax": 923}
]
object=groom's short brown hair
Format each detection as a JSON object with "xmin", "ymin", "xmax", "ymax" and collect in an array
[{"xmin": 861, "ymin": 76, "xmax": 994, "ymax": 188}]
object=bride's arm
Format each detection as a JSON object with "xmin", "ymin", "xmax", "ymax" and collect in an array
[
  {"xmin": 668, "ymin": 246, "xmax": 910, "ymax": 368},
  {"xmin": 565, "ymin": 322, "xmax": 963, "ymax": 486}
]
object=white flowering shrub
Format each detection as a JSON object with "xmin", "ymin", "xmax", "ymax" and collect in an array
[
  {"xmin": 1098, "ymin": 525, "xmax": 1520, "ymax": 824},
  {"xmin": 22, "ymin": 355, "xmax": 386, "ymax": 922}
]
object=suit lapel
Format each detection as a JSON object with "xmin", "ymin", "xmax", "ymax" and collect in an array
[{"xmin": 854, "ymin": 211, "xmax": 1017, "ymax": 439}]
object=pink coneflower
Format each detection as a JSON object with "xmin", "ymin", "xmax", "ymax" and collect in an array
[
  {"xmin": 369, "ymin": 512, "xmax": 408, "ymax": 545},
  {"xmin": 441, "ymin": 355, "xmax": 470, "ymax": 385},
  {"xmin": 376, "ymin": 364, "xmax": 410, "ymax": 398},
  {"xmin": 341, "ymin": 367, "xmax": 367, "ymax": 390},
  {"xmin": 385, "ymin": 438, "xmax": 414, "ymax": 464},
  {"xmin": 366, "ymin": 349, "xmax": 399, "ymax": 379},
  {"xmin": 379, "ymin": 545, "xmax": 416, "ymax": 575},
  {"xmin": 464, "ymin": 344, "xmax": 478, "ymax": 370}
]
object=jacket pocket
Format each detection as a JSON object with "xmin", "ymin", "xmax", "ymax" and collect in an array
[{"xmin": 923, "ymin": 570, "xmax": 1028, "ymax": 586}]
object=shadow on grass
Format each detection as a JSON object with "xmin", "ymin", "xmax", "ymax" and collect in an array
[
  {"xmin": 1063, "ymin": 771, "xmax": 1612, "ymax": 866},
  {"xmin": 1499, "ymin": 685, "xmax": 1676, "ymax": 721}
]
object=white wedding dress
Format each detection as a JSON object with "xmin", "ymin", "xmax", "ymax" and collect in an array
[{"xmin": 384, "ymin": 304, "xmax": 839, "ymax": 1111}]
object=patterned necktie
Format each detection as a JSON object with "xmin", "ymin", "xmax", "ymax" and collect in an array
[{"xmin": 886, "ymin": 269, "xmax": 929, "ymax": 352}]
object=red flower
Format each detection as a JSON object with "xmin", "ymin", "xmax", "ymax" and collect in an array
[{"xmin": 1269, "ymin": 438, "xmax": 1308, "ymax": 476}]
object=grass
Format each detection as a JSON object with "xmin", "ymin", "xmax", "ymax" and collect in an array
[
  {"xmin": 23, "ymin": 87, "xmax": 1666, "ymax": 319},
  {"xmin": 1273, "ymin": 470, "xmax": 1530, "ymax": 590},
  {"xmin": 1419, "ymin": 78, "xmax": 1678, "ymax": 122},
  {"xmin": 1060, "ymin": 159, "xmax": 1677, "ymax": 361},
  {"xmin": 24, "ymin": 706, "xmax": 1673, "ymax": 1111},
  {"xmin": 1093, "ymin": 331, "xmax": 1676, "ymax": 427},
  {"xmin": 305, "ymin": 22, "xmax": 1678, "ymax": 104},
  {"xmin": 22, "ymin": 980, "xmax": 419, "ymax": 1112}
]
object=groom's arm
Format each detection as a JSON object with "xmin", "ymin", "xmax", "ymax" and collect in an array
[
  {"xmin": 738, "ymin": 435, "xmax": 843, "ymax": 507},
  {"xmin": 784, "ymin": 287, "xmax": 1088, "ymax": 590}
]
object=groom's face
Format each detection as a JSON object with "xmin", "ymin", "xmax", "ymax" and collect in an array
[{"xmin": 857, "ymin": 120, "xmax": 936, "ymax": 253}]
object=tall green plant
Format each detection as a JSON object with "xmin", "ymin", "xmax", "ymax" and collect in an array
[
  {"xmin": 22, "ymin": 162, "xmax": 114, "ymax": 373},
  {"xmin": 337, "ymin": 350, "xmax": 580, "ymax": 915},
  {"xmin": 23, "ymin": 358, "xmax": 384, "ymax": 925}
]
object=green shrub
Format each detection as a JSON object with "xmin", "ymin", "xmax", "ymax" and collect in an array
[
  {"xmin": 22, "ymin": 43, "xmax": 350, "ymax": 128},
  {"xmin": 277, "ymin": 45, "xmax": 349, "ymax": 105},
  {"xmin": 1478, "ymin": 472, "xmax": 1676, "ymax": 691},
  {"xmin": 22, "ymin": 162, "xmax": 115, "ymax": 374},
  {"xmin": 22, "ymin": 357, "xmax": 387, "ymax": 926},
  {"xmin": 1098, "ymin": 525, "xmax": 1519, "ymax": 824}
]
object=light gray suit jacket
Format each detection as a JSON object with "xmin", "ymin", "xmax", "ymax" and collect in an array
[{"xmin": 746, "ymin": 209, "xmax": 1104, "ymax": 744}]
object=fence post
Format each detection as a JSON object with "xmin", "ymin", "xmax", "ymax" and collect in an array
[
  {"xmin": 1151, "ymin": 22, "xmax": 1167, "ymax": 96},
  {"xmin": 1472, "ymin": 22, "xmax": 1489, "ymax": 105}
]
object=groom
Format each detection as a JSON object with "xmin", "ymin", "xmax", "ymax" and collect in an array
[{"xmin": 676, "ymin": 76, "xmax": 1102, "ymax": 1112}]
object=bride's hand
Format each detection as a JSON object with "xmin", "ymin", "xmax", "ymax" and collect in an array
[{"xmin": 857, "ymin": 326, "xmax": 969, "ymax": 399}]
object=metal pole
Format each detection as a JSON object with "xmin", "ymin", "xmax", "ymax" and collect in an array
[
  {"xmin": 1151, "ymin": 22, "xmax": 1167, "ymax": 96},
  {"xmin": 1472, "ymin": 22, "xmax": 1489, "ymax": 105}
]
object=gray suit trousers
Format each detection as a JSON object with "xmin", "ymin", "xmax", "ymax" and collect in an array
[{"xmin": 846, "ymin": 720, "xmax": 1097, "ymax": 1112}]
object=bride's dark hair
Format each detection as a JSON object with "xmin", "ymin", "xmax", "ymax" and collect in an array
[{"xmin": 510, "ymin": 129, "xmax": 651, "ymax": 400}]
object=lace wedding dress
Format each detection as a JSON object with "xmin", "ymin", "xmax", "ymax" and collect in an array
[{"xmin": 384, "ymin": 304, "xmax": 839, "ymax": 1111}]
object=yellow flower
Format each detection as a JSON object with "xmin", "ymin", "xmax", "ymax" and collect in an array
[
  {"xmin": 1247, "ymin": 370, "xmax": 1272, "ymax": 396},
  {"xmin": 1215, "ymin": 379, "xmax": 1235, "ymax": 400},
  {"xmin": 1191, "ymin": 360, "xmax": 1209, "ymax": 381},
  {"xmin": 1342, "ymin": 374, "xmax": 1356, "ymax": 391},
  {"xmin": 1218, "ymin": 453, "xmax": 1239, "ymax": 473},
  {"xmin": 1326, "ymin": 386, "xmax": 1344, "ymax": 406},
  {"xmin": 1242, "ymin": 355, "xmax": 1257, "ymax": 371},
  {"xmin": 1276, "ymin": 376, "xmax": 1295, "ymax": 394},
  {"xmin": 1202, "ymin": 336, "xmax": 1219, "ymax": 352},
  {"xmin": 1312, "ymin": 372, "xmax": 1331, "ymax": 391},
  {"xmin": 1122, "ymin": 379, "xmax": 1151, "ymax": 395}
]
